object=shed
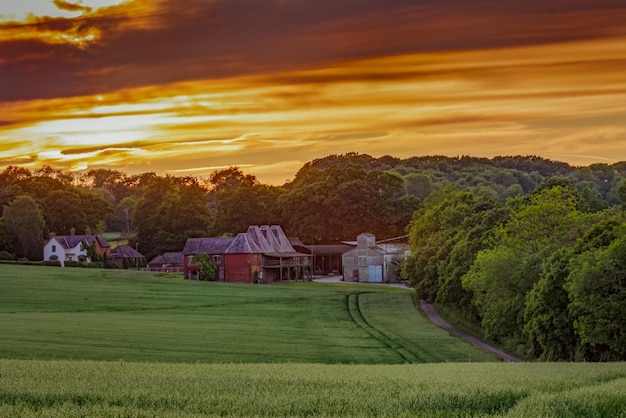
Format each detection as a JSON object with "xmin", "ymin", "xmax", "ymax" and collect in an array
[
  {"xmin": 109, "ymin": 245, "xmax": 146, "ymax": 269},
  {"xmin": 342, "ymin": 233, "xmax": 409, "ymax": 283}
]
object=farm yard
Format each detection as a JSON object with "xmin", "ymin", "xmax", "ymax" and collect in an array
[{"xmin": 1, "ymin": 265, "xmax": 626, "ymax": 417}]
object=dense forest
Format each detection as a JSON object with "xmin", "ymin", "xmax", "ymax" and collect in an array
[{"xmin": 2, "ymin": 153, "xmax": 626, "ymax": 361}]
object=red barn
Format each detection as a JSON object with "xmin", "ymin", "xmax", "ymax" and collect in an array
[{"xmin": 182, "ymin": 225, "xmax": 310, "ymax": 283}]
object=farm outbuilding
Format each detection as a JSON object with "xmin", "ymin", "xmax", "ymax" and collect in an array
[
  {"xmin": 290, "ymin": 239, "xmax": 354, "ymax": 276},
  {"xmin": 109, "ymin": 245, "xmax": 146, "ymax": 269},
  {"xmin": 342, "ymin": 233, "xmax": 409, "ymax": 283},
  {"xmin": 147, "ymin": 252, "xmax": 185, "ymax": 273},
  {"xmin": 182, "ymin": 225, "xmax": 311, "ymax": 283}
]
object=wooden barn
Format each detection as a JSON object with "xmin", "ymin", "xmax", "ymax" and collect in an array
[{"xmin": 182, "ymin": 225, "xmax": 311, "ymax": 283}]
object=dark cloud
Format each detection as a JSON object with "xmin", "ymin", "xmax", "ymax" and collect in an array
[
  {"xmin": 1, "ymin": 0, "xmax": 626, "ymax": 102},
  {"xmin": 52, "ymin": 0, "xmax": 93, "ymax": 14}
]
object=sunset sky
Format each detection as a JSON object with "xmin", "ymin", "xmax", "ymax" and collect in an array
[{"xmin": 1, "ymin": 0, "xmax": 625, "ymax": 184}]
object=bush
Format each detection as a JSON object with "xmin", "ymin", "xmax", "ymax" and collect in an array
[
  {"xmin": 0, "ymin": 250, "xmax": 17, "ymax": 260},
  {"xmin": 41, "ymin": 260, "xmax": 62, "ymax": 267}
]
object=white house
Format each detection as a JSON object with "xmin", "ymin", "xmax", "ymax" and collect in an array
[{"xmin": 43, "ymin": 227, "xmax": 111, "ymax": 266}]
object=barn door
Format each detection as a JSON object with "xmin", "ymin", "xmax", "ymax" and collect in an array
[{"xmin": 368, "ymin": 265, "xmax": 383, "ymax": 283}]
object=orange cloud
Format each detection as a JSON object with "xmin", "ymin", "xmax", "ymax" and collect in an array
[{"xmin": 1, "ymin": 35, "xmax": 625, "ymax": 183}]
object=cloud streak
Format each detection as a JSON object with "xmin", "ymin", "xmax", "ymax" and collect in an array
[{"xmin": 0, "ymin": 0, "xmax": 625, "ymax": 183}]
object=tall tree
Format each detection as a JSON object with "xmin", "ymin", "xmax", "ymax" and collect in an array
[
  {"xmin": 2, "ymin": 195, "xmax": 46, "ymax": 260},
  {"xmin": 134, "ymin": 176, "xmax": 213, "ymax": 260}
]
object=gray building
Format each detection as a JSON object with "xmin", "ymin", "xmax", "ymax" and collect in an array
[{"xmin": 342, "ymin": 233, "xmax": 409, "ymax": 283}]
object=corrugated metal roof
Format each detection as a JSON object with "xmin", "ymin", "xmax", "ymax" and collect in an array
[
  {"xmin": 374, "ymin": 243, "xmax": 410, "ymax": 254},
  {"xmin": 304, "ymin": 244, "xmax": 354, "ymax": 254}
]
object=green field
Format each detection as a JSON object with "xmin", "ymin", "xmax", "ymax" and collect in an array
[
  {"xmin": 0, "ymin": 265, "xmax": 495, "ymax": 364},
  {"xmin": 2, "ymin": 265, "xmax": 625, "ymax": 417}
]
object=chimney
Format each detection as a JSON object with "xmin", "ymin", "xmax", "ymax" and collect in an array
[
  {"xmin": 85, "ymin": 227, "xmax": 92, "ymax": 236},
  {"xmin": 70, "ymin": 227, "xmax": 76, "ymax": 236}
]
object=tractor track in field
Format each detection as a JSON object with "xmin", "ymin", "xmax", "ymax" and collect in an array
[{"xmin": 346, "ymin": 293, "xmax": 420, "ymax": 363}]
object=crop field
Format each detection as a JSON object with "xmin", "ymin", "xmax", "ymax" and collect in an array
[
  {"xmin": 2, "ymin": 360, "xmax": 626, "ymax": 417},
  {"xmin": 2, "ymin": 265, "xmax": 625, "ymax": 417}
]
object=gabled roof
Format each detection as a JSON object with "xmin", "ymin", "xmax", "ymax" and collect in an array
[
  {"xmin": 182, "ymin": 237, "xmax": 234, "ymax": 255},
  {"xmin": 51, "ymin": 234, "xmax": 111, "ymax": 249},
  {"xmin": 182, "ymin": 225, "xmax": 300, "ymax": 256},
  {"xmin": 225, "ymin": 233, "xmax": 263, "ymax": 253},
  {"xmin": 109, "ymin": 245, "xmax": 144, "ymax": 259}
]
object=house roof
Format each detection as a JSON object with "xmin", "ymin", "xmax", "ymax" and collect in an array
[
  {"xmin": 51, "ymin": 234, "xmax": 111, "ymax": 249},
  {"xmin": 109, "ymin": 245, "xmax": 144, "ymax": 259}
]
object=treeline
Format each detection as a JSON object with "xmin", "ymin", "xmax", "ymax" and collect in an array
[{"xmin": 404, "ymin": 177, "xmax": 626, "ymax": 361}]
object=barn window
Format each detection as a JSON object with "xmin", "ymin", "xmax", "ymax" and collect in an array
[{"xmin": 213, "ymin": 255, "xmax": 221, "ymax": 264}]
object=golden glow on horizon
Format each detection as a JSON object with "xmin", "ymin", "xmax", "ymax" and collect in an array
[{"xmin": 1, "ymin": 36, "xmax": 626, "ymax": 184}]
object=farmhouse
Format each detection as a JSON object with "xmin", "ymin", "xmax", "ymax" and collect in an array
[
  {"xmin": 183, "ymin": 225, "xmax": 311, "ymax": 283},
  {"xmin": 43, "ymin": 227, "xmax": 111, "ymax": 266},
  {"xmin": 342, "ymin": 233, "xmax": 409, "ymax": 283}
]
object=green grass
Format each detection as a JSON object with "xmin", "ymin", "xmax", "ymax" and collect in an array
[
  {"xmin": 1, "ymin": 360, "xmax": 626, "ymax": 417},
  {"xmin": 0, "ymin": 265, "xmax": 497, "ymax": 364},
  {"xmin": 2, "ymin": 265, "xmax": 626, "ymax": 416}
]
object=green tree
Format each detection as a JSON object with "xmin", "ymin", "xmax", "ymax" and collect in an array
[
  {"xmin": 616, "ymin": 178, "xmax": 626, "ymax": 207},
  {"xmin": 134, "ymin": 176, "xmax": 213, "ymax": 260},
  {"xmin": 2, "ymin": 195, "xmax": 46, "ymax": 260},
  {"xmin": 463, "ymin": 185, "xmax": 582, "ymax": 345},
  {"xmin": 191, "ymin": 253, "xmax": 217, "ymax": 281},
  {"xmin": 524, "ymin": 248, "xmax": 578, "ymax": 360},
  {"xmin": 566, "ymin": 228, "xmax": 626, "ymax": 361}
]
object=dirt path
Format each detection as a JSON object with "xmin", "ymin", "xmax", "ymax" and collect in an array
[{"xmin": 419, "ymin": 301, "xmax": 524, "ymax": 362}]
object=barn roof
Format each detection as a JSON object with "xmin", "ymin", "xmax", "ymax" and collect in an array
[
  {"xmin": 183, "ymin": 225, "xmax": 300, "ymax": 256},
  {"xmin": 182, "ymin": 237, "xmax": 234, "ymax": 255},
  {"xmin": 225, "ymin": 233, "xmax": 263, "ymax": 253},
  {"xmin": 109, "ymin": 245, "xmax": 144, "ymax": 259}
]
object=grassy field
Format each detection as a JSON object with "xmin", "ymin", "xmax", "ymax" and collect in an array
[
  {"xmin": 0, "ymin": 265, "xmax": 496, "ymax": 364},
  {"xmin": 2, "ymin": 265, "xmax": 625, "ymax": 417},
  {"xmin": 2, "ymin": 360, "xmax": 626, "ymax": 417}
]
